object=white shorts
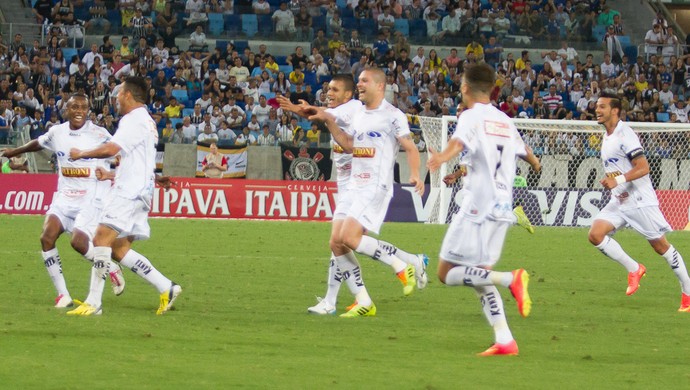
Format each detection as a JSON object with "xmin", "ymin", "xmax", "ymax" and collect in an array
[
  {"xmin": 99, "ymin": 191, "xmax": 151, "ymax": 240},
  {"xmin": 595, "ymin": 202, "xmax": 672, "ymax": 241},
  {"xmin": 46, "ymin": 193, "xmax": 102, "ymax": 239},
  {"xmin": 440, "ymin": 214, "xmax": 511, "ymax": 268},
  {"xmin": 333, "ymin": 186, "xmax": 350, "ymax": 221},
  {"xmin": 337, "ymin": 188, "xmax": 392, "ymax": 234}
]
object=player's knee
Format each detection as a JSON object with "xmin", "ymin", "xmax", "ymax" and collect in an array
[
  {"xmin": 111, "ymin": 247, "xmax": 127, "ymax": 262},
  {"xmin": 588, "ymin": 230, "xmax": 604, "ymax": 246},
  {"xmin": 69, "ymin": 235, "xmax": 89, "ymax": 255},
  {"xmin": 39, "ymin": 231, "xmax": 57, "ymax": 250},
  {"xmin": 437, "ymin": 268, "xmax": 448, "ymax": 284}
]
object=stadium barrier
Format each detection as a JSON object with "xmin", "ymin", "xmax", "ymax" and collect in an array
[{"xmin": 2, "ymin": 174, "xmax": 689, "ymax": 228}]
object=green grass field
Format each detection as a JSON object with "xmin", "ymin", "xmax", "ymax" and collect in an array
[{"xmin": 1, "ymin": 214, "xmax": 689, "ymax": 389}]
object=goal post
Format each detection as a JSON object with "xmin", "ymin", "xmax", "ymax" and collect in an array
[{"xmin": 419, "ymin": 116, "xmax": 690, "ymax": 230}]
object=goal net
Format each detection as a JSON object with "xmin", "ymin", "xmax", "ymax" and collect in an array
[{"xmin": 420, "ymin": 116, "xmax": 690, "ymax": 230}]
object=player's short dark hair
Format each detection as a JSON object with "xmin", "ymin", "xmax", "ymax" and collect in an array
[
  {"xmin": 122, "ymin": 76, "xmax": 149, "ymax": 105},
  {"xmin": 69, "ymin": 92, "xmax": 89, "ymax": 101},
  {"xmin": 331, "ymin": 73, "xmax": 355, "ymax": 94},
  {"xmin": 463, "ymin": 63, "xmax": 496, "ymax": 95},
  {"xmin": 599, "ymin": 90, "xmax": 622, "ymax": 114}
]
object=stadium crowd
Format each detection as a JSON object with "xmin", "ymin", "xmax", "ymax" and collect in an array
[{"xmin": 1, "ymin": 0, "xmax": 689, "ymax": 158}]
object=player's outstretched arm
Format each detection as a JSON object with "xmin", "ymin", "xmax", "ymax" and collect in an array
[
  {"xmin": 398, "ymin": 133, "xmax": 424, "ymax": 195},
  {"xmin": 600, "ymin": 154, "xmax": 650, "ymax": 190},
  {"xmin": 521, "ymin": 145, "xmax": 541, "ymax": 173},
  {"xmin": 95, "ymin": 167, "xmax": 116, "ymax": 181},
  {"xmin": 277, "ymin": 96, "xmax": 323, "ymax": 118},
  {"xmin": 1, "ymin": 139, "xmax": 43, "ymax": 158},
  {"xmin": 70, "ymin": 142, "xmax": 122, "ymax": 160},
  {"xmin": 308, "ymin": 110, "xmax": 353, "ymax": 153},
  {"xmin": 443, "ymin": 165, "xmax": 468, "ymax": 186},
  {"xmin": 427, "ymin": 138, "xmax": 465, "ymax": 172},
  {"xmin": 155, "ymin": 175, "xmax": 176, "ymax": 189}
]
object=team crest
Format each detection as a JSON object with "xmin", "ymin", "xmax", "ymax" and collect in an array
[{"xmin": 284, "ymin": 147, "xmax": 325, "ymax": 181}]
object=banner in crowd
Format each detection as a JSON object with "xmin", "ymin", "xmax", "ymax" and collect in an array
[
  {"xmin": 196, "ymin": 142, "xmax": 247, "ymax": 178},
  {"xmin": 279, "ymin": 142, "xmax": 332, "ymax": 181},
  {"xmin": 1, "ymin": 174, "xmax": 690, "ymax": 229}
]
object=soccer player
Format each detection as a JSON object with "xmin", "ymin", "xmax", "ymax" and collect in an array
[
  {"xmin": 66, "ymin": 76, "xmax": 182, "ymax": 316},
  {"xmin": 427, "ymin": 63, "xmax": 532, "ymax": 356},
  {"xmin": 0, "ymin": 94, "xmax": 125, "ymax": 308},
  {"xmin": 589, "ymin": 91, "xmax": 690, "ymax": 311},
  {"xmin": 279, "ymin": 74, "xmax": 428, "ymax": 315},
  {"xmin": 307, "ymin": 68, "xmax": 424, "ymax": 317}
]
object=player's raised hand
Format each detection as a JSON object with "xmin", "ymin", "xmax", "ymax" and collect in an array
[
  {"xmin": 69, "ymin": 148, "xmax": 82, "ymax": 160},
  {"xmin": 426, "ymin": 146, "xmax": 442, "ymax": 172},
  {"xmin": 443, "ymin": 173, "xmax": 457, "ymax": 186},
  {"xmin": 94, "ymin": 167, "xmax": 112, "ymax": 181}
]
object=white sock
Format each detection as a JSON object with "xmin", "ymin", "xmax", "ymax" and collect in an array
[
  {"xmin": 323, "ymin": 253, "xmax": 343, "ymax": 306},
  {"xmin": 336, "ymin": 252, "xmax": 372, "ymax": 307},
  {"xmin": 378, "ymin": 239, "xmax": 422, "ymax": 268},
  {"xmin": 85, "ymin": 246, "xmax": 110, "ymax": 307},
  {"xmin": 82, "ymin": 241, "xmax": 95, "ymax": 262},
  {"xmin": 444, "ymin": 265, "xmax": 513, "ymax": 287},
  {"xmin": 356, "ymin": 235, "xmax": 406, "ymax": 273},
  {"xmin": 475, "ymin": 286, "xmax": 513, "ymax": 344},
  {"xmin": 662, "ymin": 245, "xmax": 690, "ymax": 295},
  {"xmin": 119, "ymin": 249, "xmax": 172, "ymax": 293},
  {"xmin": 42, "ymin": 248, "xmax": 69, "ymax": 297},
  {"xmin": 596, "ymin": 236, "xmax": 639, "ymax": 272}
]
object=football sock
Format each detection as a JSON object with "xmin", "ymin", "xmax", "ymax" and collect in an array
[
  {"xmin": 444, "ymin": 265, "xmax": 513, "ymax": 287},
  {"xmin": 475, "ymin": 286, "xmax": 513, "ymax": 344},
  {"xmin": 356, "ymin": 235, "xmax": 406, "ymax": 273},
  {"xmin": 323, "ymin": 253, "xmax": 343, "ymax": 306},
  {"xmin": 85, "ymin": 246, "xmax": 110, "ymax": 307},
  {"xmin": 336, "ymin": 252, "xmax": 372, "ymax": 307},
  {"xmin": 596, "ymin": 236, "xmax": 639, "ymax": 272},
  {"xmin": 662, "ymin": 245, "xmax": 690, "ymax": 294},
  {"xmin": 82, "ymin": 241, "xmax": 95, "ymax": 262},
  {"xmin": 378, "ymin": 239, "xmax": 423, "ymax": 268},
  {"xmin": 42, "ymin": 248, "xmax": 69, "ymax": 297},
  {"xmin": 119, "ymin": 250, "xmax": 172, "ymax": 293}
]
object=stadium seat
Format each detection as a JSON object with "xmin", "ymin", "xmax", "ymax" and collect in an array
[
  {"xmin": 170, "ymin": 118, "xmax": 183, "ymax": 128},
  {"xmin": 617, "ymin": 35, "xmax": 631, "ymax": 48},
  {"xmin": 279, "ymin": 65, "xmax": 293, "ymax": 75},
  {"xmin": 242, "ymin": 14, "xmax": 259, "ymax": 38},
  {"xmin": 216, "ymin": 40, "xmax": 229, "ymax": 50},
  {"xmin": 274, "ymin": 55, "xmax": 288, "ymax": 65},
  {"xmin": 592, "ymin": 25, "xmax": 607, "ymax": 42},
  {"xmin": 342, "ymin": 17, "xmax": 358, "ymax": 32},
  {"xmin": 189, "ymin": 90, "xmax": 202, "ymax": 102},
  {"xmin": 341, "ymin": 7, "xmax": 354, "ymax": 19},
  {"xmin": 359, "ymin": 19, "xmax": 377, "ymax": 40},
  {"xmin": 172, "ymin": 89, "xmax": 189, "ymax": 103},
  {"xmin": 565, "ymin": 101, "xmax": 576, "ymax": 113},
  {"xmin": 656, "ymin": 112, "xmax": 670, "ymax": 122},
  {"xmin": 182, "ymin": 108, "xmax": 195, "ymax": 117},
  {"xmin": 208, "ymin": 13, "xmax": 224, "ymax": 35},
  {"xmin": 624, "ymin": 45, "xmax": 638, "ymax": 60},
  {"xmin": 224, "ymin": 14, "xmax": 242, "ymax": 37},
  {"xmin": 336, "ymin": 0, "xmax": 347, "ymax": 8},
  {"xmin": 409, "ymin": 19, "xmax": 426, "ymax": 40},
  {"xmin": 312, "ymin": 16, "xmax": 327, "ymax": 35},
  {"xmin": 106, "ymin": 9, "xmax": 122, "ymax": 33},
  {"xmin": 233, "ymin": 40, "xmax": 249, "ymax": 53},
  {"xmin": 394, "ymin": 19, "xmax": 409, "ymax": 36},
  {"xmin": 257, "ymin": 15, "xmax": 273, "ymax": 37},
  {"xmin": 62, "ymin": 48, "xmax": 78, "ymax": 63}
]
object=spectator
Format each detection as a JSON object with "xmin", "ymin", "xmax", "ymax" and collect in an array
[
  {"xmin": 603, "ymin": 26, "xmax": 624, "ymax": 64},
  {"xmin": 189, "ymin": 25, "xmax": 208, "ymax": 52},
  {"xmin": 645, "ymin": 24, "xmax": 664, "ymax": 59},
  {"xmin": 295, "ymin": 6, "xmax": 313, "ymax": 41},
  {"xmin": 185, "ymin": 0, "xmax": 209, "ymax": 27},
  {"xmin": 155, "ymin": 2, "xmax": 178, "ymax": 32},
  {"xmin": 164, "ymin": 97, "xmax": 182, "ymax": 118},
  {"xmin": 305, "ymin": 122, "xmax": 320, "ymax": 147},
  {"xmin": 484, "ymin": 36, "xmax": 503, "ymax": 68},
  {"xmin": 273, "ymin": 2, "xmax": 296, "ymax": 40},
  {"xmin": 198, "ymin": 123, "xmax": 219, "ymax": 143},
  {"xmin": 257, "ymin": 124, "xmax": 276, "ymax": 146},
  {"xmin": 597, "ymin": 5, "xmax": 620, "ymax": 28},
  {"xmin": 439, "ymin": 7, "xmax": 462, "ymax": 44},
  {"xmin": 236, "ymin": 126, "xmax": 258, "ymax": 145},
  {"xmin": 253, "ymin": 0, "xmax": 271, "ymax": 14},
  {"xmin": 201, "ymin": 142, "xmax": 228, "ymax": 178},
  {"xmin": 128, "ymin": 8, "xmax": 153, "ymax": 40}
]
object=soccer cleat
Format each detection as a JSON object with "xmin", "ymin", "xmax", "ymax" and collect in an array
[
  {"xmin": 157, "ymin": 283, "xmax": 182, "ymax": 315},
  {"xmin": 339, "ymin": 303, "xmax": 376, "ymax": 318},
  {"xmin": 509, "ymin": 269, "xmax": 532, "ymax": 318},
  {"xmin": 626, "ymin": 264, "xmax": 646, "ymax": 296},
  {"xmin": 678, "ymin": 293, "xmax": 690, "ymax": 312},
  {"xmin": 513, "ymin": 206, "xmax": 535, "ymax": 234},
  {"xmin": 415, "ymin": 254, "xmax": 429, "ymax": 289},
  {"xmin": 345, "ymin": 301, "xmax": 358, "ymax": 311},
  {"xmin": 66, "ymin": 302, "xmax": 102, "ymax": 316},
  {"xmin": 307, "ymin": 297, "xmax": 336, "ymax": 315},
  {"xmin": 109, "ymin": 264, "xmax": 126, "ymax": 296},
  {"xmin": 477, "ymin": 340, "xmax": 519, "ymax": 356},
  {"xmin": 397, "ymin": 264, "xmax": 416, "ymax": 296},
  {"xmin": 54, "ymin": 294, "xmax": 74, "ymax": 308}
]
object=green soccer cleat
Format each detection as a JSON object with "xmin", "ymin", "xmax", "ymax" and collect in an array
[
  {"xmin": 339, "ymin": 303, "xmax": 376, "ymax": 318},
  {"xmin": 397, "ymin": 264, "xmax": 416, "ymax": 296},
  {"xmin": 513, "ymin": 206, "xmax": 535, "ymax": 234}
]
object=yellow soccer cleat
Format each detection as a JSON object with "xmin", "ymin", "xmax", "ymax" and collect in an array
[
  {"xmin": 157, "ymin": 283, "xmax": 182, "ymax": 315},
  {"xmin": 397, "ymin": 264, "xmax": 416, "ymax": 296},
  {"xmin": 339, "ymin": 303, "xmax": 376, "ymax": 318},
  {"xmin": 66, "ymin": 302, "xmax": 102, "ymax": 316},
  {"xmin": 513, "ymin": 206, "xmax": 535, "ymax": 234}
]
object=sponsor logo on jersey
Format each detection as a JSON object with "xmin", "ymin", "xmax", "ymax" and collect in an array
[
  {"xmin": 352, "ymin": 147, "xmax": 375, "ymax": 158},
  {"xmin": 605, "ymin": 171, "xmax": 622, "ymax": 178},
  {"xmin": 61, "ymin": 167, "xmax": 91, "ymax": 177},
  {"xmin": 367, "ymin": 131, "xmax": 382, "ymax": 138},
  {"xmin": 484, "ymin": 120, "xmax": 511, "ymax": 138},
  {"xmin": 604, "ymin": 157, "xmax": 618, "ymax": 167},
  {"xmin": 333, "ymin": 144, "xmax": 345, "ymax": 153}
]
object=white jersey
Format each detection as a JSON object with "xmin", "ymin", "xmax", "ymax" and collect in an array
[
  {"xmin": 348, "ymin": 99, "xmax": 409, "ymax": 195},
  {"xmin": 38, "ymin": 120, "xmax": 112, "ymax": 199},
  {"xmin": 326, "ymin": 99, "xmax": 364, "ymax": 191},
  {"xmin": 111, "ymin": 106, "xmax": 158, "ymax": 200},
  {"xmin": 451, "ymin": 103, "xmax": 524, "ymax": 222},
  {"xmin": 600, "ymin": 120, "xmax": 658, "ymax": 210}
]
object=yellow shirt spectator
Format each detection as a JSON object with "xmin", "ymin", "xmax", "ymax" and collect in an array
[
  {"xmin": 289, "ymin": 70, "xmax": 305, "ymax": 85},
  {"xmin": 465, "ymin": 42, "xmax": 484, "ymax": 60},
  {"xmin": 306, "ymin": 126, "xmax": 320, "ymax": 145},
  {"xmin": 165, "ymin": 102, "xmax": 182, "ymax": 118},
  {"xmin": 635, "ymin": 81, "xmax": 649, "ymax": 92}
]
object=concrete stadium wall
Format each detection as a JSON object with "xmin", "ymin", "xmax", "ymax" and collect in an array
[
  {"xmin": 247, "ymin": 145, "xmax": 283, "ymax": 180},
  {"xmin": 162, "ymin": 144, "xmax": 197, "ymax": 177}
]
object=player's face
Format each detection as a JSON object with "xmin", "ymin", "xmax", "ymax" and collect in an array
[
  {"xmin": 326, "ymin": 80, "xmax": 351, "ymax": 108},
  {"xmin": 66, "ymin": 97, "xmax": 89, "ymax": 129},
  {"xmin": 595, "ymin": 98, "xmax": 614, "ymax": 124},
  {"xmin": 116, "ymin": 88, "xmax": 129, "ymax": 115},
  {"xmin": 356, "ymin": 71, "xmax": 381, "ymax": 105}
]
